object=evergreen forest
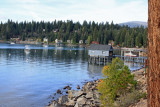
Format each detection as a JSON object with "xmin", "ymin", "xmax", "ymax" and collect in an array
[{"xmin": 0, "ymin": 20, "xmax": 147, "ymax": 47}]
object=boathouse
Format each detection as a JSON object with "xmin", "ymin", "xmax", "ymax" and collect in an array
[
  {"xmin": 88, "ymin": 44, "xmax": 113, "ymax": 57},
  {"xmin": 88, "ymin": 44, "xmax": 113, "ymax": 64}
]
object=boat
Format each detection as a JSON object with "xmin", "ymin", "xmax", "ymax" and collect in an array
[
  {"xmin": 10, "ymin": 42, "xmax": 15, "ymax": 44},
  {"xmin": 124, "ymin": 51, "xmax": 137, "ymax": 57},
  {"xmin": 25, "ymin": 45, "xmax": 30, "ymax": 49},
  {"xmin": 43, "ymin": 44, "xmax": 48, "ymax": 48}
]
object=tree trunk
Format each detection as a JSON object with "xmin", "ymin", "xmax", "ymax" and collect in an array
[{"xmin": 148, "ymin": 0, "xmax": 160, "ymax": 106}]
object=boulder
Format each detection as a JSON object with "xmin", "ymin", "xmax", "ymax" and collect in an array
[
  {"xmin": 74, "ymin": 91, "xmax": 86, "ymax": 101},
  {"xmin": 68, "ymin": 90, "xmax": 86, "ymax": 100},
  {"xmin": 57, "ymin": 89, "xmax": 62, "ymax": 94},
  {"xmin": 63, "ymin": 86, "xmax": 71, "ymax": 90},
  {"xmin": 68, "ymin": 90, "xmax": 79, "ymax": 99},
  {"xmin": 76, "ymin": 97, "xmax": 87, "ymax": 106},
  {"xmin": 77, "ymin": 85, "xmax": 80, "ymax": 89},
  {"xmin": 86, "ymin": 92, "xmax": 93, "ymax": 99},
  {"xmin": 74, "ymin": 103, "xmax": 78, "ymax": 107},
  {"xmin": 65, "ymin": 100, "xmax": 76, "ymax": 106},
  {"xmin": 47, "ymin": 101, "xmax": 62, "ymax": 107},
  {"xmin": 82, "ymin": 82, "xmax": 92, "ymax": 93},
  {"xmin": 86, "ymin": 99, "xmax": 92, "ymax": 105},
  {"xmin": 58, "ymin": 95, "xmax": 68, "ymax": 105}
]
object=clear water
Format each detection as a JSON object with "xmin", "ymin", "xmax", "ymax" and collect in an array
[{"xmin": 0, "ymin": 43, "xmax": 143, "ymax": 107}]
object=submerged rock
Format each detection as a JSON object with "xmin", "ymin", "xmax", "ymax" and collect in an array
[
  {"xmin": 47, "ymin": 101, "xmax": 62, "ymax": 107},
  {"xmin": 63, "ymin": 86, "xmax": 72, "ymax": 90},
  {"xmin": 77, "ymin": 85, "xmax": 80, "ymax": 89},
  {"xmin": 56, "ymin": 89, "xmax": 62, "ymax": 94}
]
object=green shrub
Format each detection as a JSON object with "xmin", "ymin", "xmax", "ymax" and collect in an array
[{"xmin": 97, "ymin": 57, "xmax": 137, "ymax": 107}]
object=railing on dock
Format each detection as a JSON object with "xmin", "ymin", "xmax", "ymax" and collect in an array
[
  {"xmin": 88, "ymin": 55, "xmax": 147, "ymax": 65},
  {"xmin": 115, "ymin": 55, "xmax": 147, "ymax": 63}
]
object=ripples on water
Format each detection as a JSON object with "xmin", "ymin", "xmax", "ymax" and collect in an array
[{"xmin": 0, "ymin": 43, "xmax": 143, "ymax": 107}]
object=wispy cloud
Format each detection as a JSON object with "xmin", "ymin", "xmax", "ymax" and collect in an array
[{"xmin": 0, "ymin": 0, "xmax": 147, "ymax": 23}]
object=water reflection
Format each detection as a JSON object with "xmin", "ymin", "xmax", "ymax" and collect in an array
[
  {"xmin": 0, "ymin": 44, "xmax": 90, "ymax": 107},
  {"xmin": 24, "ymin": 49, "xmax": 30, "ymax": 55}
]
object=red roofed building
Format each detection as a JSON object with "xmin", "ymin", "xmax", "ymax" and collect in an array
[{"xmin": 91, "ymin": 41, "xmax": 99, "ymax": 44}]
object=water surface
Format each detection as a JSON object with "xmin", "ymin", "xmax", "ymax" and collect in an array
[{"xmin": 0, "ymin": 43, "xmax": 143, "ymax": 107}]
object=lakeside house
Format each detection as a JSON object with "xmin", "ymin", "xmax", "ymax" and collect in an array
[
  {"xmin": 91, "ymin": 41, "xmax": 99, "ymax": 44},
  {"xmin": 55, "ymin": 39, "xmax": 63, "ymax": 44},
  {"xmin": 79, "ymin": 40, "xmax": 83, "ymax": 44},
  {"xmin": 88, "ymin": 44, "xmax": 113, "ymax": 64},
  {"xmin": 67, "ymin": 40, "xmax": 72, "ymax": 44},
  {"xmin": 43, "ymin": 38, "xmax": 48, "ymax": 43},
  {"xmin": 88, "ymin": 44, "xmax": 113, "ymax": 57}
]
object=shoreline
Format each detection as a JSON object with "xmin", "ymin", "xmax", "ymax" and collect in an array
[
  {"xmin": 47, "ymin": 80, "xmax": 101, "ymax": 107},
  {"xmin": 0, "ymin": 40, "xmax": 88, "ymax": 47},
  {"xmin": 47, "ymin": 68, "xmax": 147, "ymax": 107}
]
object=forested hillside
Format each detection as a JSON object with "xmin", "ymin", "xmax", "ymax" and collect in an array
[{"xmin": 0, "ymin": 20, "xmax": 147, "ymax": 47}]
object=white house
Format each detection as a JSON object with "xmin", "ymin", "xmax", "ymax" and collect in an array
[
  {"xmin": 67, "ymin": 40, "xmax": 72, "ymax": 44},
  {"xmin": 88, "ymin": 44, "xmax": 113, "ymax": 57},
  {"xmin": 79, "ymin": 40, "xmax": 83, "ymax": 44},
  {"xmin": 55, "ymin": 39, "xmax": 63, "ymax": 44},
  {"xmin": 43, "ymin": 38, "xmax": 48, "ymax": 42}
]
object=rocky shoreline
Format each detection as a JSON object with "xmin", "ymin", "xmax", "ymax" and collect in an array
[
  {"xmin": 47, "ymin": 80, "xmax": 101, "ymax": 107},
  {"xmin": 47, "ymin": 68, "xmax": 147, "ymax": 107}
]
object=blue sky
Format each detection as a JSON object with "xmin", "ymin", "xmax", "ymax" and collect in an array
[{"xmin": 0, "ymin": 0, "xmax": 148, "ymax": 23}]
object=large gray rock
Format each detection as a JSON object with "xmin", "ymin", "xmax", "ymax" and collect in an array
[
  {"xmin": 68, "ymin": 90, "xmax": 86, "ymax": 100},
  {"xmin": 74, "ymin": 102, "xmax": 78, "ymax": 107},
  {"xmin": 65, "ymin": 100, "xmax": 76, "ymax": 106},
  {"xmin": 82, "ymin": 82, "xmax": 92, "ymax": 92},
  {"xmin": 76, "ymin": 97, "xmax": 87, "ymax": 106},
  {"xmin": 86, "ymin": 92, "xmax": 94, "ymax": 99},
  {"xmin": 86, "ymin": 99, "xmax": 92, "ymax": 105},
  {"xmin": 68, "ymin": 90, "xmax": 79, "ymax": 99},
  {"xmin": 47, "ymin": 101, "xmax": 62, "ymax": 107},
  {"xmin": 58, "ymin": 95, "xmax": 68, "ymax": 105}
]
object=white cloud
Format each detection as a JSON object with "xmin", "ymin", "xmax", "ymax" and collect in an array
[{"xmin": 0, "ymin": 0, "xmax": 148, "ymax": 23}]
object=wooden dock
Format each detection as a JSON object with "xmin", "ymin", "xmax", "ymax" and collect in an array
[
  {"xmin": 88, "ymin": 56, "xmax": 112, "ymax": 65},
  {"xmin": 88, "ymin": 55, "xmax": 147, "ymax": 65},
  {"xmin": 117, "ymin": 55, "xmax": 147, "ymax": 63}
]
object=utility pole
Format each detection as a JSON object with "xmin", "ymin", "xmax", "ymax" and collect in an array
[{"xmin": 148, "ymin": 0, "xmax": 160, "ymax": 106}]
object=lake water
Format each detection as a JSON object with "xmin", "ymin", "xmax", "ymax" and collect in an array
[{"xmin": 0, "ymin": 43, "xmax": 143, "ymax": 107}]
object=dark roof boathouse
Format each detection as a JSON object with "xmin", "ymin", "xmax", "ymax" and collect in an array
[
  {"xmin": 88, "ymin": 44, "xmax": 113, "ymax": 57},
  {"xmin": 88, "ymin": 44, "xmax": 113, "ymax": 64}
]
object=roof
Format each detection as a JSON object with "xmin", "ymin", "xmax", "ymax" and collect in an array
[{"xmin": 88, "ymin": 44, "xmax": 113, "ymax": 51}]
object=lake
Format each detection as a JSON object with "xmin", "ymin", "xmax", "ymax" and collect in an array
[{"xmin": 0, "ymin": 43, "xmax": 143, "ymax": 107}]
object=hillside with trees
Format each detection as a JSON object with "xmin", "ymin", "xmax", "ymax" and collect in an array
[{"xmin": 0, "ymin": 20, "xmax": 147, "ymax": 48}]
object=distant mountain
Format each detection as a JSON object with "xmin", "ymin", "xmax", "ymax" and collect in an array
[{"xmin": 119, "ymin": 21, "xmax": 147, "ymax": 28}]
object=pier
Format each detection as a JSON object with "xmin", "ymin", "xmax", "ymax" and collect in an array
[
  {"xmin": 88, "ymin": 56, "xmax": 112, "ymax": 65},
  {"xmin": 88, "ymin": 46, "xmax": 147, "ymax": 65}
]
